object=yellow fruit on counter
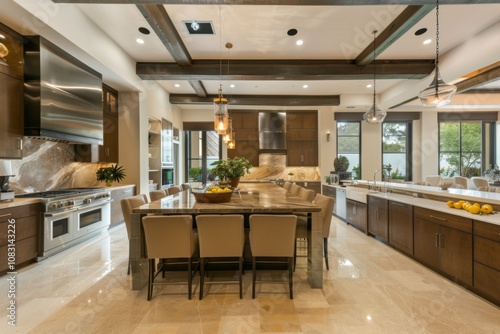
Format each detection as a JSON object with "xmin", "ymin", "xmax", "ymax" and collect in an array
[
  {"xmin": 453, "ymin": 202, "xmax": 463, "ymax": 209},
  {"xmin": 481, "ymin": 204, "xmax": 493, "ymax": 214},
  {"xmin": 462, "ymin": 201, "xmax": 471, "ymax": 210},
  {"xmin": 473, "ymin": 203, "xmax": 481, "ymax": 208},
  {"xmin": 446, "ymin": 200, "xmax": 454, "ymax": 208},
  {"xmin": 468, "ymin": 205, "xmax": 480, "ymax": 214}
]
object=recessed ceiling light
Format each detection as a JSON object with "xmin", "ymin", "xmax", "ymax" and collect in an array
[
  {"xmin": 303, "ymin": 84, "xmax": 308, "ymax": 89},
  {"xmin": 138, "ymin": 27, "xmax": 150, "ymax": 35},
  {"xmin": 230, "ymin": 84, "xmax": 235, "ymax": 88},
  {"xmin": 367, "ymin": 84, "xmax": 372, "ymax": 88},
  {"xmin": 287, "ymin": 28, "xmax": 298, "ymax": 36},
  {"xmin": 415, "ymin": 28, "xmax": 427, "ymax": 36},
  {"xmin": 296, "ymin": 40, "xmax": 303, "ymax": 46},
  {"xmin": 423, "ymin": 39, "xmax": 432, "ymax": 45},
  {"xmin": 174, "ymin": 84, "xmax": 180, "ymax": 88},
  {"xmin": 136, "ymin": 38, "xmax": 144, "ymax": 44}
]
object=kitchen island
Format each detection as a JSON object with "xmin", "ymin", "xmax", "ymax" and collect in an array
[{"xmin": 131, "ymin": 182, "xmax": 322, "ymax": 290}]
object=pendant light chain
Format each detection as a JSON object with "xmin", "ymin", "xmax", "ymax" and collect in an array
[
  {"xmin": 435, "ymin": 0, "xmax": 440, "ymax": 67},
  {"xmin": 373, "ymin": 30, "xmax": 377, "ymax": 108}
]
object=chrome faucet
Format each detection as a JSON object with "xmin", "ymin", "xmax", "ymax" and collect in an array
[{"xmin": 372, "ymin": 169, "xmax": 381, "ymax": 191}]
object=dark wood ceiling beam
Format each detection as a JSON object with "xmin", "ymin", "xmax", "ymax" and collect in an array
[
  {"xmin": 169, "ymin": 94, "xmax": 340, "ymax": 106},
  {"xmin": 188, "ymin": 80, "xmax": 208, "ymax": 97},
  {"xmin": 137, "ymin": 59, "xmax": 435, "ymax": 80},
  {"xmin": 455, "ymin": 65, "xmax": 500, "ymax": 93},
  {"xmin": 356, "ymin": 5, "xmax": 434, "ymax": 65},
  {"xmin": 136, "ymin": 4, "xmax": 192, "ymax": 66},
  {"xmin": 53, "ymin": 1, "xmax": 500, "ymax": 5}
]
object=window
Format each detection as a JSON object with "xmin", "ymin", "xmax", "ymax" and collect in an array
[
  {"xmin": 185, "ymin": 130, "xmax": 222, "ymax": 185},
  {"xmin": 337, "ymin": 121, "xmax": 361, "ymax": 179},
  {"xmin": 382, "ymin": 122, "xmax": 412, "ymax": 181}
]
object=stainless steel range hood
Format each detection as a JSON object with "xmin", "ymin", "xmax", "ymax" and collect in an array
[
  {"xmin": 258, "ymin": 112, "xmax": 286, "ymax": 153},
  {"xmin": 23, "ymin": 36, "xmax": 104, "ymax": 145}
]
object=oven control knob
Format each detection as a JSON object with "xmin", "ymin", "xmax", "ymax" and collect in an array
[
  {"xmin": 83, "ymin": 198, "xmax": 92, "ymax": 204},
  {"xmin": 67, "ymin": 200, "xmax": 75, "ymax": 206},
  {"xmin": 55, "ymin": 202, "xmax": 63, "ymax": 209},
  {"xmin": 49, "ymin": 203, "xmax": 58, "ymax": 210}
]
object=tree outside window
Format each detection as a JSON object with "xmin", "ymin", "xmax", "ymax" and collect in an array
[
  {"xmin": 337, "ymin": 121, "xmax": 361, "ymax": 179},
  {"xmin": 382, "ymin": 122, "xmax": 410, "ymax": 181}
]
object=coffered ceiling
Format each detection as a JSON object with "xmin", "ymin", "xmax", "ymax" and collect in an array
[{"xmin": 26, "ymin": 1, "xmax": 500, "ymax": 110}]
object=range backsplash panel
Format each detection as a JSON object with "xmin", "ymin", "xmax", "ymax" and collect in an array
[{"xmin": 8, "ymin": 138, "xmax": 102, "ymax": 194}]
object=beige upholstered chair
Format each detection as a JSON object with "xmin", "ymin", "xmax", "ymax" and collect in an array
[
  {"xmin": 166, "ymin": 185, "xmax": 182, "ymax": 195},
  {"xmin": 471, "ymin": 177, "xmax": 489, "ymax": 190},
  {"xmin": 454, "ymin": 176, "xmax": 469, "ymax": 189},
  {"xmin": 142, "ymin": 215, "xmax": 198, "ymax": 300},
  {"xmin": 249, "ymin": 214, "xmax": 297, "ymax": 299},
  {"xmin": 149, "ymin": 189, "xmax": 168, "ymax": 202},
  {"xmin": 283, "ymin": 181, "xmax": 292, "ymax": 192},
  {"xmin": 195, "ymin": 214, "xmax": 245, "ymax": 300},
  {"xmin": 295, "ymin": 193, "xmax": 335, "ymax": 270},
  {"xmin": 298, "ymin": 188, "xmax": 315, "ymax": 202},
  {"xmin": 477, "ymin": 186, "xmax": 500, "ymax": 193},
  {"xmin": 181, "ymin": 183, "xmax": 192, "ymax": 191},
  {"xmin": 120, "ymin": 194, "xmax": 148, "ymax": 275},
  {"xmin": 425, "ymin": 175, "xmax": 442, "ymax": 187},
  {"xmin": 449, "ymin": 183, "xmax": 464, "ymax": 189},
  {"xmin": 289, "ymin": 183, "xmax": 301, "ymax": 196}
]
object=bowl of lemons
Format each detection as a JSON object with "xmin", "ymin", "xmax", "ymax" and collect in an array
[{"xmin": 192, "ymin": 186, "xmax": 234, "ymax": 203}]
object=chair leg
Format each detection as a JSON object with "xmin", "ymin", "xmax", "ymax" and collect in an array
[
  {"xmin": 127, "ymin": 257, "xmax": 131, "ymax": 275},
  {"xmin": 199, "ymin": 258, "xmax": 205, "ymax": 300},
  {"xmin": 252, "ymin": 257, "xmax": 256, "ymax": 299},
  {"xmin": 147, "ymin": 259, "xmax": 154, "ymax": 301},
  {"xmin": 288, "ymin": 257, "xmax": 293, "ymax": 299},
  {"xmin": 293, "ymin": 241, "xmax": 297, "ymax": 272},
  {"xmin": 239, "ymin": 257, "xmax": 243, "ymax": 299},
  {"xmin": 188, "ymin": 258, "xmax": 192, "ymax": 300},
  {"xmin": 323, "ymin": 237, "xmax": 329, "ymax": 270}
]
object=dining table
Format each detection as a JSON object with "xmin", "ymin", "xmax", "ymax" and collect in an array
[{"xmin": 130, "ymin": 182, "xmax": 323, "ymax": 290}]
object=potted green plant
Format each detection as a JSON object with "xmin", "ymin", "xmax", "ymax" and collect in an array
[
  {"xmin": 210, "ymin": 157, "xmax": 252, "ymax": 187},
  {"xmin": 96, "ymin": 164, "xmax": 126, "ymax": 187}
]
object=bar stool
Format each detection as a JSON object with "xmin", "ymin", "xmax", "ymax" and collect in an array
[
  {"xmin": 283, "ymin": 181, "xmax": 292, "ymax": 192},
  {"xmin": 166, "ymin": 185, "xmax": 182, "ymax": 195},
  {"xmin": 289, "ymin": 183, "xmax": 301, "ymax": 196},
  {"xmin": 149, "ymin": 189, "xmax": 168, "ymax": 201},
  {"xmin": 471, "ymin": 177, "xmax": 489, "ymax": 190},
  {"xmin": 454, "ymin": 176, "xmax": 468, "ymax": 189},
  {"xmin": 181, "ymin": 183, "xmax": 192, "ymax": 191},
  {"xmin": 298, "ymin": 188, "xmax": 315, "ymax": 202},
  {"xmin": 195, "ymin": 214, "xmax": 245, "ymax": 300},
  {"xmin": 120, "ymin": 194, "xmax": 148, "ymax": 275},
  {"xmin": 425, "ymin": 175, "xmax": 442, "ymax": 186},
  {"xmin": 142, "ymin": 215, "xmax": 198, "ymax": 300},
  {"xmin": 249, "ymin": 214, "xmax": 297, "ymax": 299}
]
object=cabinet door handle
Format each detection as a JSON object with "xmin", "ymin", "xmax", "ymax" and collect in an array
[
  {"xmin": 430, "ymin": 215, "xmax": 447, "ymax": 222},
  {"xmin": 17, "ymin": 138, "xmax": 23, "ymax": 150},
  {"xmin": 375, "ymin": 208, "xmax": 379, "ymax": 220},
  {"xmin": 0, "ymin": 213, "xmax": 12, "ymax": 218},
  {"xmin": 435, "ymin": 233, "xmax": 439, "ymax": 248}
]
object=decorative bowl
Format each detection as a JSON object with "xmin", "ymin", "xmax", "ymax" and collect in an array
[
  {"xmin": 191, "ymin": 189, "xmax": 233, "ymax": 203},
  {"xmin": 438, "ymin": 181, "xmax": 453, "ymax": 190}
]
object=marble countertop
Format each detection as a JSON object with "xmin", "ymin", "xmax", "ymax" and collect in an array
[
  {"xmin": 0, "ymin": 198, "xmax": 40, "ymax": 210},
  {"xmin": 133, "ymin": 182, "xmax": 321, "ymax": 214}
]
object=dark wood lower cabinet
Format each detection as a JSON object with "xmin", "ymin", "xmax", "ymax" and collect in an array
[
  {"xmin": 368, "ymin": 196, "xmax": 388, "ymax": 241},
  {"xmin": 346, "ymin": 199, "xmax": 367, "ymax": 233},
  {"xmin": 473, "ymin": 221, "xmax": 500, "ymax": 305},
  {"xmin": 389, "ymin": 201, "xmax": 413, "ymax": 256}
]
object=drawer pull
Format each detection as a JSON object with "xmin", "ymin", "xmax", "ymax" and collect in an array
[
  {"xmin": 0, "ymin": 213, "xmax": 13, "ymax": 218},
  {"xmin": 430, "ymin": 215, "xmax": 447, "ymax": 222}
]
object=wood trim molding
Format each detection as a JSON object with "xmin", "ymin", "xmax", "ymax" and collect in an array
[{"xmin": 170, "ymin": 94, "xmax": 340, "ymax": 106}]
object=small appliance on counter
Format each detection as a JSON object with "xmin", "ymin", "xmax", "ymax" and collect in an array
[
  {"xmin": 0, "ymin": 160, "xmax": 14, "ymax": 201},
  {"xmin": 330, "ymin": 171, "xmax": 352, "ymax": 186}
]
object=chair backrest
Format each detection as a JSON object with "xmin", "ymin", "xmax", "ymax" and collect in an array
[
  {"xmin": 249, "ymin": 215, "xmax": 297, "ymax": 257},
  {"xmin": 449, "ymin": 183, "xmax": 464, "ymax": 189},
  {"xmin": 283, "ymin": 181, "xmax": 292, "ymax": 191},
  {"xmin": 149, "ymin": 189, "xmax": 167, "ymax": 202},
  {"xmin": 120, "ymin": 194, "xmax": 148, "ymax": 239},
  {"xmin": 471, "ymin": 177, "xmax": 489, "ymax": 190},
  {"xmin": 425, "ymin": 175, "xmax": 442, "ymax": 186},
  {"xmin": 313, "ymin": 193, "xmax": 335, "ymax": 238},
  {"xmin": 195, "ymin": 215, "xmax": 244, "ymax": 258},
  {"xmin": 142, "ymin": 215, "xmax": 196, "ymax": 259},
  {"xmin": 166, "ymin": 185, "xmax": 182, "ymax": 195},
  {"xmin": 441, "ymin": 177, "xmax": 455, "ymax": 184},
  {"xmin": 289, "ymin": 183, "xmax": 301, "ymax": 196},
  {"xmin": 477, "ymin": 186, "xmax": 500, "ymax": 193},
  {"xmin": 181, "ymin": 183, "xmax": 192, "ymax": 191},
  {"xmin": 298, "ymin": 188, "xmax": 315, "ymax": 202},
  {"xmin": 454, "ymin": 176, "xmax": 468, "ymax": 189}
]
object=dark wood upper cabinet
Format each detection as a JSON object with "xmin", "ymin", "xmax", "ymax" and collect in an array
[
  {"xmin": 228, "ymin": 111, "xmax": 259, "ymax": 166},
  {"xmin": 286, "ymin": 111, "xmax": 318, "ymax": 166}
]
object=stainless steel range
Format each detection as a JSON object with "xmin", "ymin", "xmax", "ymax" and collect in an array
[{"xmin": 16, "ymin": 188, "xmax": 111, "ymax": 260}]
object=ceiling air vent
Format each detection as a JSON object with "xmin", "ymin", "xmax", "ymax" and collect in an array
[{"xmin": 183, "ymin": 21, "xmax": 214, "ymax": 35}]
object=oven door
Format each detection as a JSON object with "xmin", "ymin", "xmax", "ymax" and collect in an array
[
  {"xmin": 44, "ymin": 209, "xmax": 76, "ymax": 252},
  {"xmin": 73, "ymin": 201, "xmax": 111, "ymax": 240}
]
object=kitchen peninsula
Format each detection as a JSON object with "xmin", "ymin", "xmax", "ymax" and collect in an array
[
  {"xmin": 130, "ymin": 182, "xmax": 322, "ymax": 290},
  {"xmin": 323, "ymin": 181, "xmax": 500, "ymax": 306}
]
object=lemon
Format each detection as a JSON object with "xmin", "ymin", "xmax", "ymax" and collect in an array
[
  {"xmin": 468, "ymin": 205, "xmax": 480, "ymax": 214},
  {"xmin": 446, "ymin": 200, "xmax": 454, "ymax": 208},
  {"xmin": 206, "ymin": 190, "xmax": 212, "ymax": 193},
  {"xmin": 453, "ymin": 202, "xmax": 463, "ymax": 209},
  {"xmin": 473, "ymin": 203, "xmax": 481, "ymax": 208},
  {"xmin": 462, "ymin": 201, "xmax": 471, "ymax": 210},
  {"xmin": 481, "ymin": 204, "xmax": 493, "ymax": 214}
]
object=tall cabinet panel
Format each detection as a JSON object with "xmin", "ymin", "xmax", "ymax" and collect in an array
[
  {"xmin": 148, "ymin": 117, "xmax": 161, "ymax": 188},
  {"xmin": 0, "ymin": 23, "xmax": 23, "ymax": 159},
  {"xmin": 228, "ymin": 111, "xmax": 259, "ymax": 166},
  {"xmin": 286, "ymin": 111, "xmax": 318, "ymax": 166}
]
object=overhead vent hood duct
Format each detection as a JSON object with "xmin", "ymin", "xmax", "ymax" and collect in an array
[
  {"xmin": 259, "ymin": 112, "xmax": 286, "ymax": 153},
  {"xmin": 24, "ymin": 36, "xmax": 103, "ymax": 145}
]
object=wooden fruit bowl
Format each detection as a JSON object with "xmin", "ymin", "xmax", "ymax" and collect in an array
[{"xmin": 191, "ymin": 190, "xmax": 233, "ymax": 203}]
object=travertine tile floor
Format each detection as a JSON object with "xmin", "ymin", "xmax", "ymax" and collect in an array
[{"xmin": 1, "ymin": 216, "xmax": 499, "ymax": 333}]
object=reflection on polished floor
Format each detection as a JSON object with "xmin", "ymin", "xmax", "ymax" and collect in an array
[{"xmin": 1, "ymin": 216, "xmax": 499, "ymax": 333}]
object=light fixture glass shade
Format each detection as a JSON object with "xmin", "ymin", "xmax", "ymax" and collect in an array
[
  {"xmin": 223, "ymin": 118, "xmax": 233, "ymax": 143},
  {"xmin": 213, "ymin": 85, "xmax": 228, "ymax": 134},
  {"xmin": 0, "ymin": 160, "xmax": 13, "ymax": 176},
  {"xmin": 418, "ymin": 69, "xmax": 457, "ymax": 107},
  {"xmin": 363, "ymin": 104, "xmax": 387, "ymax": 124}
]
